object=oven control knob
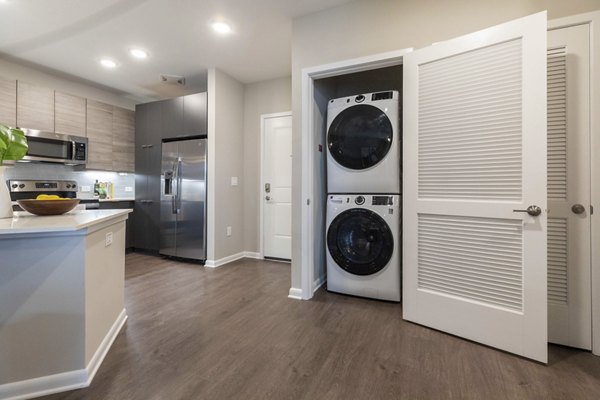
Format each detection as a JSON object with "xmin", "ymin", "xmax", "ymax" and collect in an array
[
  {"xmin": 355, "ymin": 196, "xmax": 365, "ymax": 205},
  {"xmin": 72, "ymin": 184, "xmax": 76, "ymax": 188},
  {"xmin": 11, "ymin": 184, "xmax": 17, "ymax": 188},
  {"xmin": 66, "ymin": 184, "xmax": 71, "ymax": 188},
  {"xmin": 19, "ymin": 184, "xmax": 25, "ymax": 188},
  {"xmin": 355, "ymin": 94, "xmax": 365, "ymax": 103}
]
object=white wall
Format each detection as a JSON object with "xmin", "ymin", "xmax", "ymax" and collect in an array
[
  {"xmin": 207, "ymin": 68, "xmax": 245, "ymax": 262},
  {"xmin": 0, "ymin": 58, "xmax": 137, "ymax": 109},
  {"xmin": 289, "ymin": 0, "xmax": 600, "ymax": 291},
  {"xmin": 242, "ymin": 77, "xmax": 292, "ymax": 253}
]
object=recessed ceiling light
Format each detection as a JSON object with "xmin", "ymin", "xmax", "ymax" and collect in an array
[
  {"xmin": 100, "ymin": 58, "xmax": 117, "ymax": 69},
  {"xmin": 130, "ymin": 48, "xmax": 148, "ymax": 59},
  {"xmin": 211, "ymin": 21, "xmax": 232, "ymax": 34}
]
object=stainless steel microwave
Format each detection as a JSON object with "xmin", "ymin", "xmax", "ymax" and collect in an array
[{"xmin": 21, "ymin": 129, "xmax": 87, "ymax": 165}]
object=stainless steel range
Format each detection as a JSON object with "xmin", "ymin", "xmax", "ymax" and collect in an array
[{"xmin": 8, "ymin": 179, "xmax": 99, "ymax": 210}]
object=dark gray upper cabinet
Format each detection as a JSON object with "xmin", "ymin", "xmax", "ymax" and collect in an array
[
  {"xmin": 160, "ymin": 97, "xmax": 183, "ymax": 138},
  {"xmin": 183, "ymin": 92, "xmax": 207, "ymax": 135}
]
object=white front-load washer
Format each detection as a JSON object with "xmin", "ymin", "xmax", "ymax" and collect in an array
[
  {"xmin": 326, "ymin": 194, "xmax": 400, "ymax": 302},
  {"xmin": 327, "ymin": 90, "xmax": 400, "ymax": 194}
]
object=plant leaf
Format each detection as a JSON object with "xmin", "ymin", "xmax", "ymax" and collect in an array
[{"xmin": 3, "ymin": 128, "xmax": 28, "ymax": 163}]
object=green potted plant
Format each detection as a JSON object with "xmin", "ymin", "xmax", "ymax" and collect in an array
[{"xmin": 0, "ymin": 123, "xmax": 28, "ymax": 218}]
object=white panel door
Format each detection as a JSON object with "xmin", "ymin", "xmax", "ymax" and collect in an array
[
  {"xmin": 403, "ymin": 12, "xmax": 548, "ymax": 362},
  {"xmin": 263, "ymin": 114, "xmax": 293, "ymax": 260},
  {"xmin": 547, "ymin": 24, "xmax": 591, "ymax": 349}
]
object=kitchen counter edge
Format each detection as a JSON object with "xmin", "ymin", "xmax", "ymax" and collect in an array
[{"xmin": 0, "ymin": 209, "xmax": 132, "ymax": 235}]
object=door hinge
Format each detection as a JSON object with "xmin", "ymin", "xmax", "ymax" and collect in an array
[
  {"xmin": 306, "ymin": 199, "xmax": 310, "ymax": 206},
  {"xmin": 591, "ymin": 205, "xmax": 594, "ymax": 215}
]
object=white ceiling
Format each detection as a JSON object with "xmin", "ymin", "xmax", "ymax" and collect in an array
[{"xmin": 0, "ymin": 0, "xmax": 355, "ymax": 101}]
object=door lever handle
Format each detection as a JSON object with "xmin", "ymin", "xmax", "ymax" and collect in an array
[
  {"xmin": 513, "ymin": 205, "xmax": 542, "ymax": 217},
  {"xmin": 265, "ymin": 196, "xmax": 271, "ymax": 201}
]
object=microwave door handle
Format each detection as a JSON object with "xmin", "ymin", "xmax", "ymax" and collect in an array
[{"xmin": 71, "ymin": 141, "xmax": 76, "ymax": 161}]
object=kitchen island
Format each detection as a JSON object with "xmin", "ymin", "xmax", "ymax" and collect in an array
[{"xmin": 0, "ymin": 209, "xmax": 131, "ymax": 400}]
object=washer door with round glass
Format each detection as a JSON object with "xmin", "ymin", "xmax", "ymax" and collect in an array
[
  {"xmin": 327, "ymin": 104, "xmax": 393, "ymax": 170},
  {"xmin": 327, "ymin": 208, "xmax": 394, "ymax": 276}
]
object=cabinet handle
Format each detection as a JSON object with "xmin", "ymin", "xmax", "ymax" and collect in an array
[{"xmin": 141, "ymin": 144, "xmax": 154, "ymax": 149}]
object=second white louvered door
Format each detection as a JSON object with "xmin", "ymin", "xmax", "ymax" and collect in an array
[
  {"xmin": 403, "ymin": 12, "xmax": 549, "ymax": 363},
  {"xmin": 547, "ymin": 24, "xmax": 592, "ymax": 350}
]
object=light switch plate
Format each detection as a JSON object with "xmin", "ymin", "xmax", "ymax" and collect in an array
[
  {"xmin": 226, "ymin": 226, "xmax": 232, "ymax": 236},
  {"xmin": 231, "ymin": 177, "xmax": 238, "ymax": 186},
  {"xmin": 105, "ymin": 232, "xmax": 113, "ymax": 247},
  {"xmin": 81, "ymin": 185, "xmax": 91, "ymax": 193},
  {"xmin": 125, "ymin": 186, "xmax": 133, "ymax": 192}
]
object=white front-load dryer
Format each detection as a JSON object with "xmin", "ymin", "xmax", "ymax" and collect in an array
[
  {"xmin": 327, "ymin": 91, "xmax": 400, "ymax": 194},
  {"xmin": 326, "ymin": 194, "xmax": 400, "ymax": 302}
]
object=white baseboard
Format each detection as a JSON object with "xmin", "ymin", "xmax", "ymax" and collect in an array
[
  {"xmin": 205, "ymin": 251, "xmax": 265, "ymax": 268},
  {"xmin": 86, "ymin": 309, "xmax": 128, "ymax": 384},
  {"xmin": 313, "ymin": 275, "xmax": 326, "ymax": 295},
  {"xmin": 205, "ymin": 251, "xmax": 245, "ymax": 268},
  {"xmin": 0, "ymin": 309, "xmax": 127, "ymax": 400},
  {"xmin": 288, "ymin": 287, "xmax": 303, "ymax": 300},
  {"xmin": 243, "ymin": 251, "xmax": 262, "ymax": 259}
]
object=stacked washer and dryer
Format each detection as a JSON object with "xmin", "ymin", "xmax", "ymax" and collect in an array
[{"xmin": 325, "ymin": 90, "xmax": 401, "ymax": 302}]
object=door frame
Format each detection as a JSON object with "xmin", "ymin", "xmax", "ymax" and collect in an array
[
  {"xmin": 260, "ymin": 111, "xmax": 293, "ymax": 260},
  {"xmin": 548, "ymin": 10, "xmax": 600, "ymax": 356},
  {"xmin": 297, "ymin": 48, "xmax": 412, "ymax": 300}
]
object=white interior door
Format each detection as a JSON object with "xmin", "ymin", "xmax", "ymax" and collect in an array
[
  {"xmin": 547, "ymin": 24, "xmax": 592, "ymax": 349},
  {"xmin": 263, "ymin": 113, "xmax": 292, "ymax": 260},
  {"xmin": 403, "ymin": 12, "xmax": 548, "ymax": 362}
]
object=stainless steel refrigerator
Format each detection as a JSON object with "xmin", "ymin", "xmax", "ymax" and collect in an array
[{"xmin": 160, "ymin": 137, "xmax": 207, "ymax": 261}]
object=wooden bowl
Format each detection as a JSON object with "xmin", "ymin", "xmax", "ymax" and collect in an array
[{"xmin": 17, "ymin": 199, "xmax": 81, "ymax": 216}]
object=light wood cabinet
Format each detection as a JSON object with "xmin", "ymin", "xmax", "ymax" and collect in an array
[
  {"xmin": 55, "ymin": 91, "xmax": 86, "ymax": 136},
  {"xmin": 86, "ymin": 100, "xmax": 113, "ymax": 171},
  {"xmin": 112, "ymin": 107, "xmax": 135, "ymax": 172},
  {"xmin": 0, "ymin": 77, "xmax": 16, "ymax": 127},
  {"xmin": 16, "ymin": 81, "xmax": 54, "ymax": 131}
]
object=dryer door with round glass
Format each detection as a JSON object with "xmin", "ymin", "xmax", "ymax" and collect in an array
[
  {"xmin": 327, "ymin": 208, "xmax": 394, "ymax": 275},
  {"xmin": 327, "ymin": 104, "xmax": 393, "ymax": 170}
]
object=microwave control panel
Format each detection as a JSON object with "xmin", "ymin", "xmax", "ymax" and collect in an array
[{"xmin": 74, "ymin": 142, "xmax": 86, "ymax": 160}]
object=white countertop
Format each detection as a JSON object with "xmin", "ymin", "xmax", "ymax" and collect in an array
[
  {"xmin": 99, "ymin": 198, "xmax": 135, "ymax": 202},
  {"xmin": 76, "ymin": 197, "xmax": 135, "ymax": 202},
  {"xmin": 0, "ymin": 209, "xmax": 131, "ymax": 235}
]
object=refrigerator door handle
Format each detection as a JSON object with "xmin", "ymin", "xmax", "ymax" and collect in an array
[
  {"xmin": 172, "ymin": 162, "xmax": 178, "ymax": 214},
  {"xmin": 176, "ymin": 158, "xmax": 183, "ymax": 213}
]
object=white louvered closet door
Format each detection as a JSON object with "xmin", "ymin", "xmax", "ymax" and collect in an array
[
  {"xmin": 547, "ymin": 24, "xmax": 591, "ymax": 350},
  {"xmin": 403, "ymin": 12, "xmax": 548, "ymax": 362}
]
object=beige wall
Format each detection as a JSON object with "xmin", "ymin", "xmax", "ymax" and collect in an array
[
  {"xmin": 0, "ymin": 58, "xmax": 137, "ymax": 109},
  {"xmin": 207, "ymin": 68, "xmax": 246, "ymax": 261},
  {"xmin": 242, "ymin": 77, "xmax": 292, "ymax": 253},
  {"xmin": 290, "ymin": 0, "xmax": 600, "ymax": 290}
]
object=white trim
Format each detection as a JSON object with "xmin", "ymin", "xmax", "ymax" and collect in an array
[
  {"xmin": 288, "ymin": 287, "xmax": 303, "ymax": 300},
  {"xmin": 0, "ymin": 309, "xmax": 127, "ymax": 400},
  {"xmin": 205, "ymin": 251, "xmax": 245, "ymax": 268},
  {"xmin": 243, "ymin": 251, "xmax": 262, "ymax": 259},
  {"xmin": 206, "ymin": 69, "xmax": 217, "ymax": 262},
  {"xmin": 549, "ymin": 10, "xmax": 600, "ymax": 357},
  {"xmin": 86, "ymin": 309, "xmax": 128, "ymax": 383},
  {"xmin": 312, "ymin": 275, "xmax": 326, "ymax": 295},
  {"xmin": 300, "ymin": 48, "xmax": 412, "ymax": 300},
  {"xmin": 260, "ymin": 111, "xmax": 293, "ymax": 260}
]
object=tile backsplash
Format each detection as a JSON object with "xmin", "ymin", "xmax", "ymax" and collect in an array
[{"xmin": 4, "ymin": 163, "xmax": 135, "ymax": 199}]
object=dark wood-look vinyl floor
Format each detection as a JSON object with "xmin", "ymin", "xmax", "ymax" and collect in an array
[{"xmin": 41, "ymin": 253, "xmax": 600, "ymax": 400}]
